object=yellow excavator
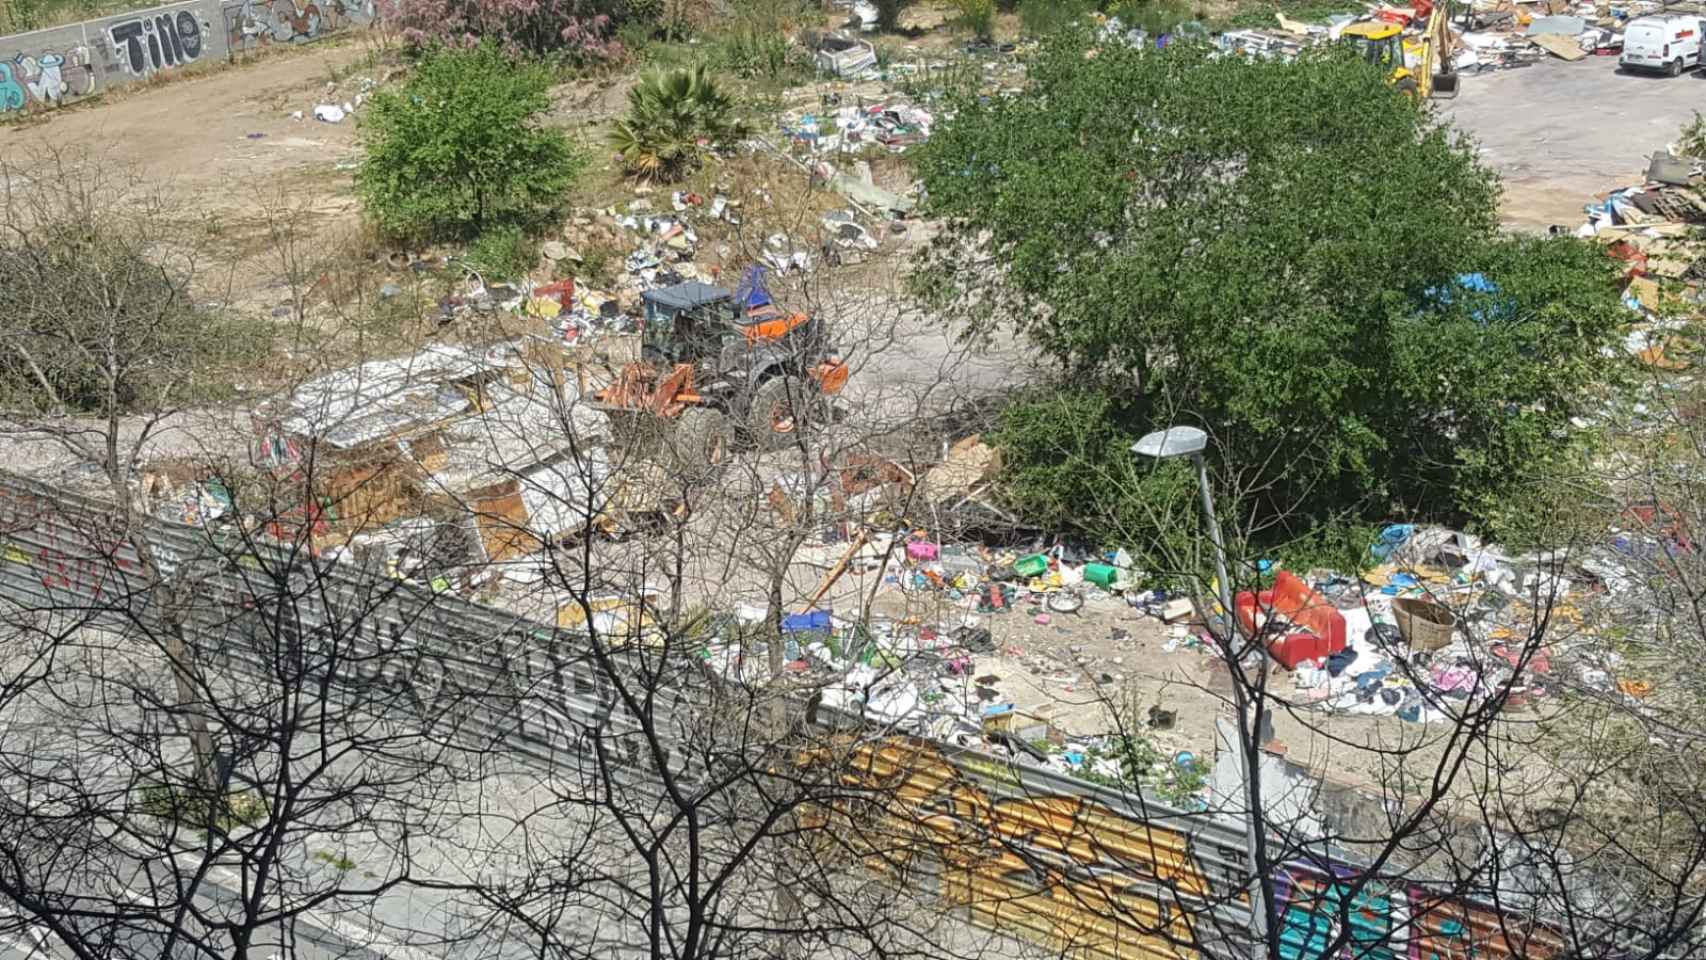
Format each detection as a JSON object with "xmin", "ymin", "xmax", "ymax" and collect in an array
[{"xmin": 1339, "ymin": 4, "xmax": 1459, "ymax": 99}]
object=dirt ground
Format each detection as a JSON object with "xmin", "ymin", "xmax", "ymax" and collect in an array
[
  {"xmin": 0, "ymin": 40, "xmax": 375, "ymax": 220},
  {"xmin": 1444, "ymin": 55, "xmax": 1706, "ymax": 231}
]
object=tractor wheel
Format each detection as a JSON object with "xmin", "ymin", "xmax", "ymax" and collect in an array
[
  {"xmin": 1394, "ymin": 75, "xmax": 1419, "ymax": 99},
  {"xmin": 671, "ymin": 407, "xmax": 733, "ymax": 473},
  {"xmin": 1670, "ymin": 57, "xmax": 1685, "ymax": 78},
  {"xmin": 746, "ymin": 376, "xmax": 814, "ymax": 450}
]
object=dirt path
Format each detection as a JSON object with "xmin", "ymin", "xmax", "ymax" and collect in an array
[{"xmin": 0, "ymin": 40, "xmax": 374, "ymax": 219}]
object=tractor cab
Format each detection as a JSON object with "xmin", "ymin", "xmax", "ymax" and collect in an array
[
  {"xmin": 1339, "ymin": 21, "xmax": 1419, "ymax": 94},
  {"xmin": 639, "ymin": 280, "xmax": 825, "ymax": 367},
  {"xmin": 599, "ymin": 279, "xmax": 849, "ymax": 470},
  {"xmin": 1342, "ymin": 21, "xmax": 1403, "ymax": 66},
  {"xmin": 640, "ymin": 281, "xmax": 740, "ymax": 364}
]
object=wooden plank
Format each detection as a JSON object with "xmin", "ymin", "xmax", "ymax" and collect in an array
[{"xmin": 1530, "ymin": 33, "xmax": 1587, "ymax": 60}]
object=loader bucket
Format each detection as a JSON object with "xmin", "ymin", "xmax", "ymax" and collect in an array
[{"xmin": 1431, "ymin": 70, "xmax": 1459, "ymax": 98}]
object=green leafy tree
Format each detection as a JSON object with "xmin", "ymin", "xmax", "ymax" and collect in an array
[
  {"xmin": 608, "ymin": 65, "xmax": 743, "ymax": 182},
  {"xmin": 951, "ymin": 0, "xmax": 995, "ymax": 40},
  {"xmin": 357, "ymin": 43, "xmax": 586, "ymax": 241},
  {"xmin": 915, "ymin": 33, "xmax": 1625, "ymax": 542}
]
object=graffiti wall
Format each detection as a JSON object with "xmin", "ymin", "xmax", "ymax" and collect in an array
[
  {"xmin": 824, "ymin": 737, "xmax": 1571, "ymax": 960},
  {"xmin": 222, "ymin": 0, "xmax": 374, "ymax": 53},
  {"xmin": 0, "ymin": 0, "xmax": 372, "ymax": 115}
]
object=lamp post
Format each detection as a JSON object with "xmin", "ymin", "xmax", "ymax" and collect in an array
[{"xmin": 1131, "ymin": 426, "xmax": 1271, "ymax": 943}]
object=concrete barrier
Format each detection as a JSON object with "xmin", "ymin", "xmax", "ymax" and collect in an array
[{"xmin": 0, "ymin": 0, "xmax": 374, "ymax": 115}]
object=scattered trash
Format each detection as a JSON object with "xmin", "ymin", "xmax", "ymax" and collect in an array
[{"xmin": 312, "ymin": 104, "xmax": 346, "ymax": 123}]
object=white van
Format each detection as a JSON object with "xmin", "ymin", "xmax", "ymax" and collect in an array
[{"xmin": 1621, "ymin": 15, "xmax": 1706, "ymax": 76}]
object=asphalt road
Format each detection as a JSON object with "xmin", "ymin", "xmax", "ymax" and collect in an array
[{"xmin": 1443, "ymin": 53, "xmax": 1706, "ymax": 231}]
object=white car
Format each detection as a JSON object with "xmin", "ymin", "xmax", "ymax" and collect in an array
[{"xmin": 1621, "ymin": 15, "xmax": 1706, "ymax": 77}]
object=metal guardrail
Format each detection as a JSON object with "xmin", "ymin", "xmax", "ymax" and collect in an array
[{"xmin": 0, "ymin": 472, "xmax": 1573, "ymax": 960}]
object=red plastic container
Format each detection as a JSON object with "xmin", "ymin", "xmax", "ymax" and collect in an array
[{"xmin": 1234, "ymin": 571, "xmax": 1347, "ymax": 670}]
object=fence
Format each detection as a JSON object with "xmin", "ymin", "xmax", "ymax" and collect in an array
[{"xmin": 0, "ymin": 471, "xmax": 1570, "ymax": 960}]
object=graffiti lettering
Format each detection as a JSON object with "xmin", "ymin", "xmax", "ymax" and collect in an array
[
  {"xmin": 109, "ymin": 11, "xmax": 204, "ymax": 77},
  {"xmin": 225, "ymin": 0, "xmax": 371, "ymax": 53},
  {"xmin": 0, "ymin": 49, "xmax": 93, "ymax": 115}
]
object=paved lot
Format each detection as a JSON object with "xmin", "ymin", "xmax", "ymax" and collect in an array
[{"xmin": 1444, "ymin": 54, "xmax": 1706, "ymax": 231}]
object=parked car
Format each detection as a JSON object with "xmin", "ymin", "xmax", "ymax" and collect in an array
[{"xmin": 1620, "ymin": 14, "xmax": 1706, "ymax": 76}]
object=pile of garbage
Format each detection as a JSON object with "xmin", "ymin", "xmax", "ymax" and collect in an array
[
  {"xmin": 1575, "ymin": 149, "xmax": 1706, "ymax": 371},
  {"xmin": 1205, "ymin": 0, "xmax": 1651, "ymax": 77},
  {"xmin": 701, "ymin": 503, "xmax": 1671, "ymax": 776},
  {"xmin": 782, "ymin": 97, "xmax": 935, "ymax": 156}
]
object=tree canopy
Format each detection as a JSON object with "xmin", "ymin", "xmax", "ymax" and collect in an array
[
  {"xmin": 915, "ymin": 31, "xmax": 1627, "ymax": 540},
  {"xmin": 357, "ymin": 43, "xmax": 585, "ymax": 240}
]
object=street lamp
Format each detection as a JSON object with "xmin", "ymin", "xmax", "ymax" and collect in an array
[{"xmin": 1131, "ymin": 425, "xmax": 1270, "ymax": 941}]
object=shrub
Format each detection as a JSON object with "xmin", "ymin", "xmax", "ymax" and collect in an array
[
  {"xmin": 990, "ymin": 387, "xmax": 1198, "ymax": 571},
  {"xmin": 920, "ymin": 35, "xmax": 1626, "ymax": 543},
  {"xmin": 1018, "ymin": 0, "xmax": 1095, "ymax": 36},
  {"xmin": 138, "ymin": 781, "xmax": 270, "ymax": 832},
  {"xmin": 464, "ymin": 225, "xmax": 537, "ymax": 280},
  {"xmin": 711, "ymin": 28, "xmax": 804, "ymax": 81},
  {"xmin": 952, "ymin": 0, "xmax": 995, "ymax": 40},
  {"xmin": 357, "ymin": 43, "xmax": 586, "ymax": 241},
  {"xmin": 608, "ymin": 65, "xmax": 743, "ymax": 182},
  {"xmin": 377, "ymin": 0, "xmax": 624, "ymax": 62}
]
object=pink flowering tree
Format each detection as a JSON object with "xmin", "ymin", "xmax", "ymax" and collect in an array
[{"xmin": 377, "ymin": 0, "xmax": 626, "ymax": 62}]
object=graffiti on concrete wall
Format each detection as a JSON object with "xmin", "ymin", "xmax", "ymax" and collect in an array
[
  {"xmin": 223, "ymin": 0, "xmax": 371, "ymax": 52},
  {"xmin": 108, "ymin": 9, "xmax": 206, "ymax": 76},
  {"xmin": 827, "ymin": 737, "xmax": 1572, "ymax": 960},
  {"xmin": 0, "ymin": 0, "xmax": 369, "ymax": 116},
  {"xmin": 0, "ymin": 45, "xmax": 96, "ymax": 112}
]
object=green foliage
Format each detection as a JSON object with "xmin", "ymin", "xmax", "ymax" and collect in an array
[
  {"xmin": 1019, "ymin": 0, "xmax": 1097, "ymax": 36},
  {"xmin": 1679, "ymin": 110, "xmax": 1706, "ymax": 160},
  {"xmin": 919, "ymin": 34, "xmax": 1626, "ymax": 549},
  {"xmin": 990, "ymin": 388, "xmax": 1199, "ymax": 569},
  {"xmin": 609, "ymin": 65, "xmax": 743, "ymax": 182},
  {"xmin": 1107, "ymin": 0, "xmax": 1195, "ymax": 35},
  {"xmin": 697, "ymin": 26, "xmax": 811, "ymax": 83},
  {"xmin": 138, "ymin": 782, "xmax": 269, "ymax": 832},
  {"xmin": 315, "ymin": 849, "xmax": 358, "ymax": 871},
  {"xmin": 464, "ymin": 225, "xmax": 537, "ymax": 280},
  {"xmin": 357, "ymin": 43, "xmax": 586, "ymax": 241},
  {"xmin": 952, "ymin": 0, "xmax": 996, "ymax": 40},
  {"xmin": 574, "ymin": 239, "xmax": 626, "ymax": 287},
  {"xmin": 1270, "ymin": 520, "xmax": 1380, "ymax": 577},
  {"xmin": 1208, "ymin": 0, "xmax": 1364, "ymax": 31}
]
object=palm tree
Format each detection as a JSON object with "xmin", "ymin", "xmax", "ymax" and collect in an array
[{"xmin": 608, "ymin": 65, "xmax": 743, "ymax": 182}]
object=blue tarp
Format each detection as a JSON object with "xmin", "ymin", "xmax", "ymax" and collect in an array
[{"xmin": 735, "ymin": 265, "xmax": 774, "ymax": 310}]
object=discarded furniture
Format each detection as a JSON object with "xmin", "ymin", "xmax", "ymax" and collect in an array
[{"xmin": 1235, "ymin": 570, "xmax": 1348, "ymax": 670}]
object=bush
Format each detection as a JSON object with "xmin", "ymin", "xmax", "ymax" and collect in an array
[
  {"xmin": 377, "ymin": 0, "xmax": 624, "ymax": 62},
  {"xmin": 357, "ymin": 44, "xmax": 586, "ymax": 241},
  {"xmin": 952, "ymin": 0, "xmax": 995, "ymax": 40},
  {"xmin": 991, "ymin": 387, "xmax": 1199, "ymax": 571},
  {"xmin": 1018, "ymin": 0, "xmax": 1095, "ymax": 36},
  {"xmin": 710, "ymin": 28, "xmax": 806, "ymax": 82},
  {"xmin": 138, "ymin": 781, "xmax": 270, "ymax": 832},
  {"xmin": 608, "ymin": 65, "xmax": 743, "ymax": 182},
  {"xmin": 1107, "ymin": 0, "xmax": 1195, "ymax": 35},
  {"xmin": 464, "ymin": 225, "xmax": 537, "ymax": 280},
  {"xmin": 920, "ymin": 36, "xmax": 1626, "ymax": 544}
]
